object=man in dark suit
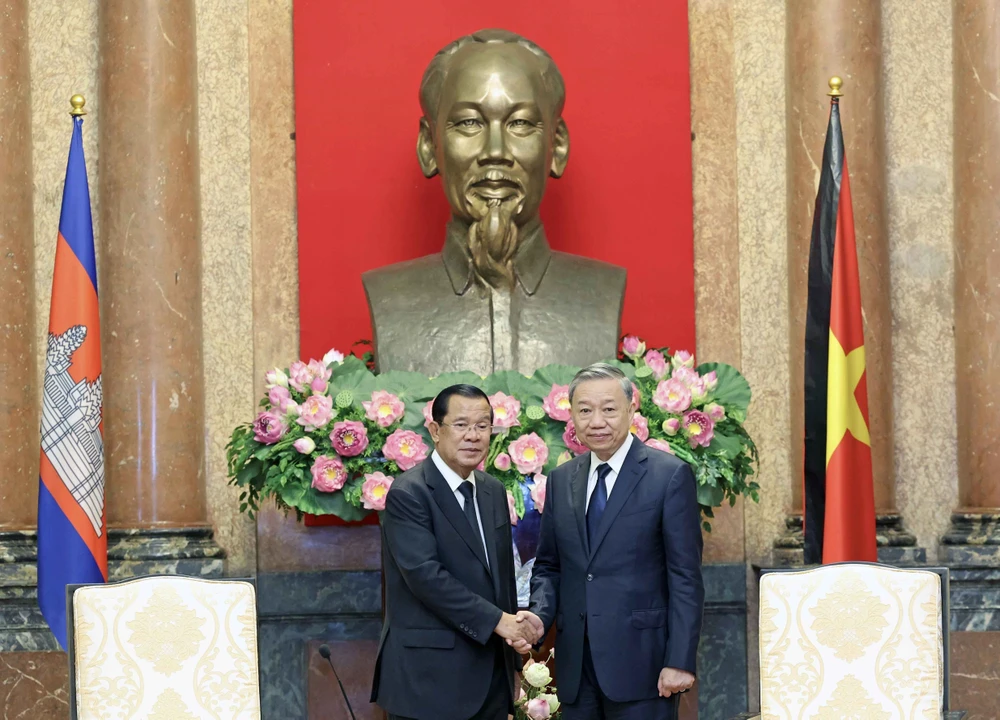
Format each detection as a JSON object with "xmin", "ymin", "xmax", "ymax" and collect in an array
[
  {"xmin": 371, "ymin": 384, "xmax": 531, "ymax": 720},
  {"xmin": 522, "ymin": 363, "xmax": 705, "ymax": 719}
]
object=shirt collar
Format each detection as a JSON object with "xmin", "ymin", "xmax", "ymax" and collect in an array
[
  {"xmin": 432, "ymin": 450, "xmax": 475, "ymax": 493},
  {"xmin": 588, "ymin": 432, "xmax": 634, "ymax": 479},
  {"xmin": 442, "ymin": 218, "xmax": 552, "ymax": 297}
]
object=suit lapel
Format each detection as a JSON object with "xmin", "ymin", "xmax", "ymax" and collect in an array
[
  {"xmin": 424, "ymin": 460, "xmax": 490, "ymax": 572},
  {"xmin": 589, "ymin": 439, "xmax": 648, "ymax": 560},
  {"xmin": 570, "ymin": 457, "xmax": 591, "ymax": 556},
  {"xmin": 475, "ymin": 472, "xmax": 503, "ymax": 600}
]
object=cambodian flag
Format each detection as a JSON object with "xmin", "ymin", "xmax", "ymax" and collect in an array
[{"xmin": 37, "ymin": 113, "xmax": 107, "ymax": 649}]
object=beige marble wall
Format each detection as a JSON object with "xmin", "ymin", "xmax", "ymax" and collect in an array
[
  {"xmin": 883, "ymin": 0, "xmax": 956, "ymax": 560},
  {"xmin": 732, "ymin": 0, "xmax": 789, "ymax": 705},
  {"xmin": 29, "ymin": 0, "xmax": 99, "ymax": 399},
  {"xmin": 196, "ymin": 0, "xmax": 257, "ymax": 574},
  {"xmin": 689, "ymin": 0, "xmax": 745, "ymax": 564}
]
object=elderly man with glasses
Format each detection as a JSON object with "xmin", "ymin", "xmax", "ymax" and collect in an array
[{"xmin": 371, "ymin": 384, "xmax": 532, "ymax": 720}]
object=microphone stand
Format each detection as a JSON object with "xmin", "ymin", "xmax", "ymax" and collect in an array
[{"xmin": 318, "ymin": 643, "xmax": 357, "ymax": 720}]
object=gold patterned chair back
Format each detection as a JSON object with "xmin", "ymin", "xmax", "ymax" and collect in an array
[
  {"xmin": 758, "ymin": 564, "xmax": 943, "ymax": 719},
  {"xmin": 70, "ymin": 575, "xmax": 260, "ymax": 720}
]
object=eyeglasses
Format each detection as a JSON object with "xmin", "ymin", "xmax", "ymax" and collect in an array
[{"xmin": 440, "ymin": 421, "xmax": 494, "ymax": 435}]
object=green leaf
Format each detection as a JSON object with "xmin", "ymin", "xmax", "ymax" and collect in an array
[
  {"xmin": 697, "ymin": 362, "xmax": 751, "ymax": 415},
  {"xmin": 696, "ymin": 483, "xmax": 725, "ymax": 507},
  {"xmin": 707, "ymin": 432, "xmax": 742, "ymax": 460}
]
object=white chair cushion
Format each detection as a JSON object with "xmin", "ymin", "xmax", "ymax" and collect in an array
[
  {"xmin": 73, "ymin": 576, "xmax": 260, "ymax": 719},
  {"xmin": 759, "ymin": 564, "xmax": 942, "ymax": 719}
]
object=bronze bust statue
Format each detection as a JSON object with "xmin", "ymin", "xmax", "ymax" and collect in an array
[{"xmin": 363, "ymin": 29, "xmax": 626, "ymax": 376}]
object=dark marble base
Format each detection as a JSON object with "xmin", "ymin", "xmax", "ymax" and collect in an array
[
  {"xmin": 257, "ymin": 570, "xmax": 382, "ymax": 720},
  {"xmin": 773, "ymin": 513, "xmax": 926, "ymax": 566},
  {"xmin": 698, "ymin": 563, "xmax": 748, "ymax": 720},
  {"xmin": 942, "ymin": 512, "xmax": 1000, "ymax": 631},
  {"xmin": 0, "ymin": 527, "xmax": 224, "ymax": 651}
]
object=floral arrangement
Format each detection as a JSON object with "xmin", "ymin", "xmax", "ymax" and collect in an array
[
  {"xmin": 226, "ymin": 336, "xmax": 758, "ymax": 528},
  {"xmin": 516, "ymin": 651, "xmax": 561, "ymax": 719}
]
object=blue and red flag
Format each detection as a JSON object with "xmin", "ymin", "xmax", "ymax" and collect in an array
[{"xmin": 37, "ymin": 113, "xmax": 107, "ymax": 649}]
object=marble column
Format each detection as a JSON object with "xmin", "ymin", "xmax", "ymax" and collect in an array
[
  {"xmin": 97, "ymin": 0, "xmax": 221, "ymax": 576},
  {"xmin": 0, "ymin": 0, "xmax": 48, "ymax": 653},
  {"xmin": 777, "ymin": 0, "xmax": 919, "ymax": 565},
  {"xmin": 942, "ymin": 0, "xmax": 1000, "ymax": 602},
  {"xmin": 0, "ymin": 0, "xmax": 37, "ymax": 532}
]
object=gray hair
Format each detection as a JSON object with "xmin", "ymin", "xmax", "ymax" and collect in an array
[
  {"xmin": 568, "ymin": 363, "xmax": 633, "ymax": 405},
  {"xmin": 419, "ymin": 29, "xmax": 566, "ymax": 125}
]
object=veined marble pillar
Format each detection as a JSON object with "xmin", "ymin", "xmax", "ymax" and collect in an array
[
  {"xmin": 98, "ymin": 0, "xmax": 221, "ymax": 576},
  {"xmin": 942, "ymin": 1, "xmax": 1000, "ymax": 590},
  {"xmin": 777, "ymin": 0, "xmax": 919, "ymax": 565},
  {"xmin": 0, "ymin": 0, "xmax": 37, "ymax": 531}
]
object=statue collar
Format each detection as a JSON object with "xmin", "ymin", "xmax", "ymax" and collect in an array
[{"xmin": 442, "ymin": 218, "xmax": 552, "ymax": 297}]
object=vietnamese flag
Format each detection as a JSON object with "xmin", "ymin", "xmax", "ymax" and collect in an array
[{"xmin": 801, "ymin": 90, "xmax": 877, "ymax": 565}]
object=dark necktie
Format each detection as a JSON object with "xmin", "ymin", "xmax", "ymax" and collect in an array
[
  {"xmin": 458, "ymin": 482, "xmax": 486, "ymax": 560},
  {"xmin": 587, "ymin": 463, "xmax": 612, "ymax": 545}
]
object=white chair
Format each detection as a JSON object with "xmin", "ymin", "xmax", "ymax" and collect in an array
[
  {"xmin": 67, "ymin": 575, "xmax": 261, "ymax": 720},
  {"xmin": 732, "ymin": 563, "xmax": 964, "ymax": 719}
]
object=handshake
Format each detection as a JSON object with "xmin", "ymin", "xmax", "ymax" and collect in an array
[{"xmin": 494, "ymin": 611, "xmax": 546, "ymax": 654}]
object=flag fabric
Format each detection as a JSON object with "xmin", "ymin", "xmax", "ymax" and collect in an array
[
  {"xmin": 37, "ymin": 114, "xmax": 107, "ymax": 649},
  {"xmin": 801, "ymin": 96, "xmax": 877, "ymax": 565}
]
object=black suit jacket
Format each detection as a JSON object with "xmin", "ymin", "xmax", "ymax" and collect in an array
[
  {"xmin": 529, "ymin": 439, "xmax": 705, "ymax": 704},
  {"xmin": 371, "ymin": 458, "xmax": 520, "ymax": 720}
]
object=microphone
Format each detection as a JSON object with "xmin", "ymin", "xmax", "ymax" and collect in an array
[{"xmin": 318, "ymin": 644, "xmax": 357, "ymax": 720}]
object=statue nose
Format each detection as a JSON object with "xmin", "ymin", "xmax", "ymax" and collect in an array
[{"xmin": 480, "ymin": 124, "xmax": 513, "ymax": 165}]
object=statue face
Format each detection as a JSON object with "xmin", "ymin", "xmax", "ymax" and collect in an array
[{"xmin": 421, "ymin": 43, "xmax": 568, "ymax": 227}]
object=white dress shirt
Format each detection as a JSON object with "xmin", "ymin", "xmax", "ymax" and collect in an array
[
  {"xmin": 585, "ymin": 432, "xmax": 634, "ymax": 512},
  {"xmin": 431, "ymin": 450, "xmax": 489, "ymax": 569}
]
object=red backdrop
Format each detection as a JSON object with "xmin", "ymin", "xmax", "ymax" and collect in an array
[{"xmin": 293, "ymin": 0, "xmax": 695, "ymax": 363}]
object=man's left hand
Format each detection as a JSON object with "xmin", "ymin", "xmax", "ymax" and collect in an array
[{"xmin": 657, "ymin": 667, "xmax": 695, "ymax": 697}]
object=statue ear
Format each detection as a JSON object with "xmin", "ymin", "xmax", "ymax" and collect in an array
[
  {"xmin": 417, "ymin": 118, "xmax": 439, "ymax": 178},
  {"xmin": 550, "ymin": 119, "xmax": 569, "ymax": 178}
]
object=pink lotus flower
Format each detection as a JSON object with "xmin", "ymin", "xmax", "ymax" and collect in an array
[
  {"xmin": 293, "ymin": 437, "xmax": 316, "ymax": 454},
  {"xmin": 363, "ymin": 390, "xmax": 405, "ymax": 428},
  {"xmin": 542, "ymin": 384, "xmax": 572, "ymax": 422},
  {"xmin": 689, "ymin": 378, "xmax": 709, "ymax": 404},
  {"xmin": 644, "ymin": 349, "xmax": 669, "ymax": 379},
  {"xmin": 630, "ymin": 413, "xmax": 650, "ymax": 441},
  {"xmin": 253, "ymin": 410, "xmax": 288, "ymax": 444},
  {"xmin": 622, "ymin": 335, "xmax": 646, "ymax": 358},
  {"xmin": 556, "ymin": 450, "xmax": 573, "ymax": 466},
  {"xmin": 422, "ymin": 400, "xmax": 434, "ymax": 429},
  {"xmin": 310, "ymin": 376, "xmax": 328, "ymax": 394},
  {"xmin": 269, "ymin": 385, "xmax": 297, "ymax": 413},
  {"xmin": 264, "ymin": 368, "xmax": 288, "ymax": 389},
  {"xmin": 384, "ymin": 429, "xmax": 429, "ymax": 471},
  {"xmin": 311, "ymin": 455, "xmax": 348, "ymax": 492},
  {"xmin": 330, "ymin": 420, "xmax": 369, "ymax": 457},
  {"xmin": 672, "ymin": 349, "xmax": 695, "ymax": 369},
  {"xmin": 507, "ymin": 491, "xmax": 519, "ymax": 526},
  {"xmin": 563, "ymin": 421, "xmax": 589, "ymax": 455},
  {"xmin": 289, "ymin": 359, "xmax": 332, "ymax": 393},
  {"xmin": 322, "ymin": 348, "xmax": 345, "ymax": 366},
  {"xmin": 654, "ymin": 379, "xmax": 692, "ymax": 414},
  {"xmin": 645, "ymin": 438, "xmax": 675, "ymax": 455},
  {"xmin": 525, "ymin": 698, "xmax": 552, "ymax": 719},
  {"xmin": 703, "ymin": 370, "xmax": 719, "ymax": 390},
  {"xmin": 494, "ymin": 452, "xmax": 512, "ymax": 471},
  {"xmin": 361, "ymin": 472, "xmax": 393, "ymax": 510},
  {"xmin": 705, "ymin": 402, "xmax": 726, "ymax": 422},
  {"xmin": 509, "ymin": 433, "xmax": 549, "ymax": 475},
  {"xmin": 663, "ymin": 417, "xmax": 681, "ymax": 436},
  {"xmin": 683, "ymin": 410, "xmax": 715, "ymax": 448},
  {"xmin": 631, "ymin": 382, "xmax": 642, "ymax": 411},
  {"xmin": 489, "ymin": 391, "xmax": 521, "ymax": 429},
  {"xmin": 531, "ymin": 474, "xmax": 547, "ymax": 513},
  {"xmin": 297, "ymin": 394, "xmax": 335, "ymax": 430},
  {"xmin": 671, "ymin": 365, "xmax": 700, "ymax": 388}
]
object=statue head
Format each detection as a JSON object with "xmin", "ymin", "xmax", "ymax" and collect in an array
[{"xmin": 417, "ymin": 29, "xmax": 570, "ymax": 287}]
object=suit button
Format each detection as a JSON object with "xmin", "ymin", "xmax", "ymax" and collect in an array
[
  {"xmin": 587, "ymin": 574, "xmax": 594, "ymax": 582},
  {"xmin": 473, "ymin": 631, "xmax": 478, "ymax": 637}
]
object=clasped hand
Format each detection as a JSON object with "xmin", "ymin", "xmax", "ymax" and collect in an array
[{"xmin": 493, "ymin": 611, "xmax": 545, "ymax": 653}]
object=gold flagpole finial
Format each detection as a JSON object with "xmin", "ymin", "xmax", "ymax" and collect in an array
[
  {"xmin": 69, "ymin": 94, "xmax": 87, "ymax": 117},
  {"xmin": 827, "ymin": 77, "xmax": 844, "ymax": 98}
]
